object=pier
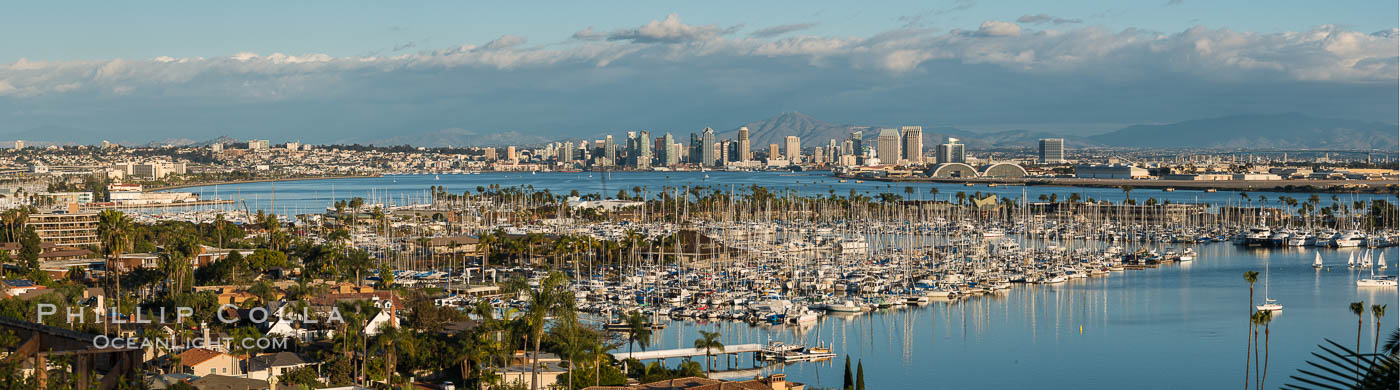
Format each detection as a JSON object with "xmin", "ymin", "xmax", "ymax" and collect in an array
[{"xmin": 614, "ymin": 343, "xmax": 763, "ymax": 361}]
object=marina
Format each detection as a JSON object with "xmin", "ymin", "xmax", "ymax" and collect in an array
[{"xmin": 197, "ymin": 173, "xmax": 1397, "ymax": 389}]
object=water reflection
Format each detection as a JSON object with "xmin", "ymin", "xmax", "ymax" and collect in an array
[{"xmin": 633, "ymin": 244, "xmax": 1397, "ymax": 389}]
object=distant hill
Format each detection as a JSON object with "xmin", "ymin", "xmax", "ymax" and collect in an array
[
  {"xmin": 1088, "ymin": 113, "xmax": 1398, "ymax": 150},
  {"xmin": 715, "ymin": 111, "xmax": 859, "ymax": 148},
  {"xmin": 368, "ymin": 127, "xmax": 552, "ymax": 147}
]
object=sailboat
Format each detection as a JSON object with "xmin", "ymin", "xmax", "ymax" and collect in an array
[
  {"xmin": 1357, "ymin": 251, "xmax": 1397, "ymax": 288},
  {"xmin": 1347, "ymin": 252, "xmax": 1355, "ymax": 268},
  {"xmin": 1362, "ymin": 250, "xmax": 1374, "ymax": 268},
  {"xmin": 1312, "ymin": 252, "xmax": 1323, "ymax": 269},
  {"xmin": 1380, "ymin": 252, "xmax": 1388, "ymax": 270},
  {"xmin": 1256, "ymin": 257, "xmax": 1283, "ymax": 312}
]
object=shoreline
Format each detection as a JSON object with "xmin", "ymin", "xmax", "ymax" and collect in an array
[
  {"xmin": 843, "ymin": 175, "xmax": 1398, "ymax": 194},
  {"xmin": 149, "ymin": 174, "xmax": 382, "ymax": 191}
]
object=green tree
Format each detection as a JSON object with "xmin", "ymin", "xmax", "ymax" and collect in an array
[
  {"xmin": 1372, "ymin": 304, "xmax": 1388, "ymax": 365},
  {"xmin": 1351, "ymin": 300, "xmax": 1366, "ymax": 384},
  {"xmin": 1243, "ymin": 270, "xmax": 1259, "ymax": 389},
  {"xmin": 524, "ymin": 272, "xmax": 574, "ymax": 390},
  {"xmin": 625, "ymin": 310, "xmax": 652, "ymax": 357},
  {"xmin": 693, "ymin": 330, "xmax": 724, "ymax": 376}
]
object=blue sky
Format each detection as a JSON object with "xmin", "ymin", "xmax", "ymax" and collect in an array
[
  {"xmin": 3, "ymin": 0, "xmax": 1394, "ymax": 62},
  {"xmin": 0, "ymin": 1, "xmax": 1395, "ymax": 145}
]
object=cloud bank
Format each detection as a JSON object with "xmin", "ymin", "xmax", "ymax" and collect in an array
[{"xmin": 0, "ymin": 15, "xmax": 1395, "ymax": 143}]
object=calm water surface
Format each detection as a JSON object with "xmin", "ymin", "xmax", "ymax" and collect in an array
[
  {"xmin": 632, "ymin": 244, "xmax": 1397, "ymax": 389},
  {"xmin": 166, "ymin": 172, "xmax": 1391, "ymax": 216}
]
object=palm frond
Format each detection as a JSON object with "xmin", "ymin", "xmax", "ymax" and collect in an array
[{"xmin": 1284, "ymin": 335, "xmax": 1399, "ymax": 390}]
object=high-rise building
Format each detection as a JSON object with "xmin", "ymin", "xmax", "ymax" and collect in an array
[
  {"xmin": 248, "ymin": 139, "xmax": 270, "ymax": 151},
  {"xmin": 768, "ymin": 144, "xmax": 780, "ymax": 160},
  {"xmin": 901, "ymin": 126, "xmax": 923, "ymax": 164},
  {"xmin": 13, "ymin": 140, "xmax": 23, "ymax": 150},
  {"xmin": 661, "ymin": 133, "xmax": 678, "ymax": 166},
  {"xmin": 876, "ymin": 129, "xmax": 901, "ymax": 164},
  {"xmin": 785, "ymin": 136, "xmax": 801, "ymax": 162},
  {"xmin": 936, "ymin": 137, "xmax": 966, "ymax": 164},
  {"xmin": 602, "ymin": 135, "xmax": 616, "ymax": 167},
  {"xmin": 719, "ymin": 140, "xmax": 732, "ymax": 164},
  {"xmin": 813, "ymin": 147, "xmax": 825, "ymax": 165},
  {"xmin": 849, "ymin": 129, "xmax": 864, "ymax": 156},
  {"xmin": 1039, "ymin": 138, "xmax": 1065, "ymax": 164},
  {"xmin": 701, "ymin": 128, "xmax": 717, "ymax": 167},
  {"xmin": 629, "ymin": 131, "xmax": 652, "ymax": 168},
  {"xmin": 689, "ymin": 133, "xmax": 702, "ymax": 164},
  {"xmin": 736, "ymin": 126, "xmax": 751, "ymax": 162},
  {"xmin": 506, "ymin": 146, "xmax": 518, "ymax": 162}
]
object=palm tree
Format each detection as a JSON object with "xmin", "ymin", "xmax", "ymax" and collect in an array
[
  {"xmin": 524, "ymin": 271, "xmax": 574, "ymax": 390},
  {"xmin": 1243, "ymin": 270, "xmax": 1259, "ymax": 389},
  {"xmin": 1372, "ymin": 304, "xmax": 1388, "ymax": 364},
  {"xmin": 1351, "ymin": 300, "xmax": 1366, "ymax": 384},
  {"xmin": 625, "ymin": 310, "xmax": 652, "ymax": 357},
  {"xmin": 1120, "ymin": 185, "xmax": 1133, "ymax": 204},
  {"xmin": 693, "ymin": 330, "xmax": 724, "ymax": 377},
  {"xmin": 97, "ymin": 210, "xmax": 132, "ymax": 335},
  {"xmin": 1254, "ymin": 310, "xmax": 1274, "ymax": 389}
]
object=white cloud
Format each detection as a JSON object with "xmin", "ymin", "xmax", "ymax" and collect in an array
[
  {"xmin": 0, "ymin": 16, "xmax": 1394, "ymax": 143},
  {"xmin": 605, "ymin": 14, "xmax": 728, "ymax": 43},
  {"xmin": 484, "ymin": 35, "xmax": 527, "ymax": 50},
  {"xmin": 977, "ymin": 21, "xmax": 1022, "ymax": 37}
]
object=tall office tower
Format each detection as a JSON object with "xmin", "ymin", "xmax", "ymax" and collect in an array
[
  {"xmin": 1038, "ymin": 138, "xmax": 1065, "ymax": 164},
  {"xmin": 813, "ymin": 147, "xmax": 825, "ymax": 165},
  {"xmin": 848, "ymin": 129, "xmax": 864, "ymax": 156},
  {"xmin": 662, "ymin": 133, "xmax": 678, "ymax": 166},
  {"xmin": 768, "ymin": 144, "xmax": 780, "ymax": 160},
  {"xmin": 701, "ymin": 127, "xmax": 717, "ymax": 167},
  {"xmin": 636, "ymin": 130, "xmax": 652, "ymax": 168},
  {"xmin": 560, "ymin": 142, "xmax": 574, "ymax": 162},
  {"xmin": 841, "ymin": 139, "xmax": 853, "ymax": 156},
  {"xmin": 603, "ymin": 135, "xmax": 617, "ymax": 167},
  {"xmin": 689, "ymin": 133, "xmax": 702, "ymax": 164},
  {"xmin": 785, "ymin": 136, "xmax": 801, "ymax": 162},
  {"xmin": 901, "ymin": 126, "xmax": 924, "ymax": 163},
  {"xmin": 737, "ymin": 126, "xmax": 752, "ymax": 162},
  {"xmin": 936, "ymin": 137, "xmax": 966, "ymax": 164},
  {"xmin": 877, "ymin": 128, "xmax": 902, "ymax": 164},
  {"xmin": 507, "ymin": 146, "xmax": 518, "ymax": 162}
]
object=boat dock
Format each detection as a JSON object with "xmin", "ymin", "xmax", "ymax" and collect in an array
[{"xmin": 614, "ymin": 343, "xmax": 764, "ymax": 361}]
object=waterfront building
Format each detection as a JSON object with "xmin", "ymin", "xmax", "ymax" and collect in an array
[
  {"xmin": 936, "ymin": 137, "xmax": 966, "ymax": 164},
  {"xmin": 660, "ymin": 133, "xmax": 678, "ymax": 166},
  {"xmin": 689, "ymin": 133, "xmax": 702, "ymax": 165},
  {"xmin": 701, "ymin": 128, "xmax": 717, "ymax": 167},
  {"xmin": 1075, "ymin": 164, "xmax": 1149, "ymax": 179},
  {"xmin": 1039, "ymin": 138, "xmax": 1065, "ymax": 164},
  {"xmin": 737, "ymin": 126, "xmax": 752, "ymax": 162},
  {"xmin": 785, "ymin": 136, "xmax": 801, "ymax": 162},
  {"xmin": 902, "ymin": 126, "xmax": 924, "ymax": 164},
  {"xmin": 877, "ymin": 129, "xmax": 902, "ymax": 164},
  {"xmin": 603, "ymin": 135, "xmax": 617, "ymax": 167},
  {"xmin": 768, "ymin": 144, "xmax": 780, "ymax": 160}
]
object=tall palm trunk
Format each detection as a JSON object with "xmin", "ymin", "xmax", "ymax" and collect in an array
[
  {"xmin": 1245, "ymin": 284, "xmax": 1254, "ymax": 390},
  {"xmin": 531, "ymin": 335, "xmax": 542, "ymax": 390},
  {"xmin": 1259, "ymin": 323, "xmax": 1270, "ymax": 389}
]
